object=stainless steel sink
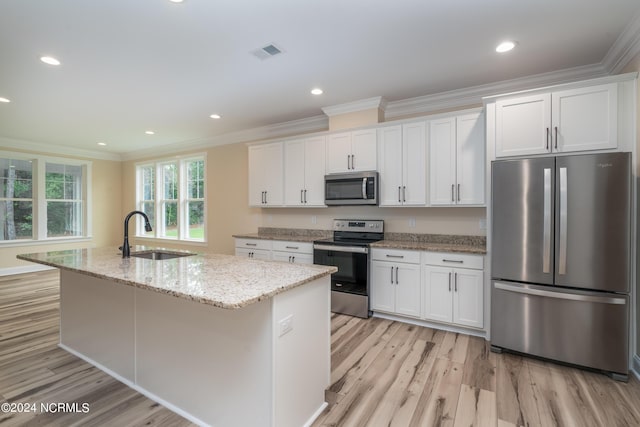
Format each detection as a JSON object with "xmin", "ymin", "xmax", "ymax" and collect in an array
[{"xmin": 130, "ymin": 250, "xmax": 194, "ymax": 260}]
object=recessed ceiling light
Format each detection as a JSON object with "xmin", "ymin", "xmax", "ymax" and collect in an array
[
  {"xmin": 97, "ymin": 142, "xmax": 107, "ymax": 146},
  {"xmin": 169, "ymin": 0, "xmax": 184, "ymax": 3},
  {"xmin": 496, "ymin": 41, "xmax": 516, "ymax": 53},
  {"xmin": 40, "ymin": 56, "xmax": 61, "ymax": 66},
  {"xmin": 210, "ymin": 114, "xmax": 221, "ymax": 119},
  {"xmin": 311, "ymin": 88, "xmax": 323, "ymax": 95},
  {"xmin": 145, "ymin": 130, "xmax": 155, "ymax": 135},
  {"xmin": 0, "ymin": 97, "xmax": 10, "ymax": 103}
]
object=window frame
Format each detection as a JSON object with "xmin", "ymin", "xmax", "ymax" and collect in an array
[
  {"xmin": 0, "ymin": 150, "xmax": 92, "ymax": 247},
  {"xmin": 135, "ymin": 154, "xmax": 207, "ymax": 245}
]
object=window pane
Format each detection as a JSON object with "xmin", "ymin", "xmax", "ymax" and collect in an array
[
  {"xmin": 163, "ymin": 201, "xmax": 178, "ymax": 238},
  {"xmin": 46, "ymin": 164, "xmax": 82, "ymax": 200},
  {"xmin": 47, "ymin": 201, "xmax": 82, "ymax": 237},
  {"xmin": 140, "ymin": 201, "xmax": 155, "ymax": 236},
  {"xmin": 0, "ymin": 159, "xmax": 33, "ymax": 198},
  {"xmin": 163, "ymin": 164, "xmax": 177, "ymax": 200},
  {"xmin": 187, "ymin": 160, "xmax": 205, "ymax": 199},
  {"xmin": 188, "ymin": 201, "xmax": 204, "ymax": 239},
  {"xmin": 142, "ymin": 165, "xmax": 155, "ymax": 200},
  {"xmin": 0, "ymin": 201, "xmax": 33, "ymax": 240}
]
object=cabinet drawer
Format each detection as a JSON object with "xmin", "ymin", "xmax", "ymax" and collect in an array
[
  {"xmin": 371, "ymin": 248, "xmax": 420, "ymax": 264},
  {"xmin": 422, "ymin": 252, "xmax": 484, "ymax": 270},
  {"xmin": 235, "ymin": 238, "xmax": 272, "ymax": 251},
  {"xmin": 272, "ymin": 241, "xmax": 313, "ymax": 254}
]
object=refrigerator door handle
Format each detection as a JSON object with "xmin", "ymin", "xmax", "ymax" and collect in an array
[
  {"xmin": 494, "ymin": 282, "xmax": 626, "ymax": 305},
  {"xmin": 559, "ymin": 167, "xmax": 568, "ymax": 275},
  {"xmin": 543, "ymin": 168, "xmax": 552, "ymax": 273}
]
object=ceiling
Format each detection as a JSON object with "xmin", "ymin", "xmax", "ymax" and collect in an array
[{"xmin": 1, "ymin": 0, "xmax": 639, "ymax": 158}]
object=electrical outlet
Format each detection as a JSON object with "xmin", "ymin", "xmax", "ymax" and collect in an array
[
  {"xmin": 311, "ymin": 215, "xmax": 317, "ymax": 224},
  {"xmin": 279, "ymin": 315, "xmax": 293, "ymax": 337},
  {"xmin": 409, "ymin": 217, "xmax": 416, "ymax": 228},
  {"xmin": 267, "ymin": 215, "xmax": 273, "ymax": 223},
  {"xmin": 479, "ymin": 219, "xmax": 487, "ymax": 230}
]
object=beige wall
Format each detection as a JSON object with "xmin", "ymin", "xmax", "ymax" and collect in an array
[
  {"xmin": 328, "ymin": 108, "xmax": 382, "ymax": 130},
  {"xmin": 0, "ymin": 148, "xmax": 122, "ymax": 270},
  {"xmin": 621, "ymin": 55, "xmax": 640, "ymax": 359}
]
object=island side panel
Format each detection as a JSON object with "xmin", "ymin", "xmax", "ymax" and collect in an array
[
  {"xmin": 272, "ymin": 276, "xmax": 331, "ymax": 427},
  {"xmin": 135, "ymin": 287, "xmax": 273, "ymax": 427},
  {"xmin": 59, "ymin": 270, "xmax": 135, "ymax": 381}
]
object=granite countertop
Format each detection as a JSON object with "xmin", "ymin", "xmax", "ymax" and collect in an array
[
  {"xmin": 17, "ymin": 246, "xmax": 336, "ymax": 309},
  {"xmin": 233, "ymin": 227, "xmax": 332, "ymax": 243},
  {"xmin": 370, "ymin": 232, "xmax": 487, "ymax": 254}
]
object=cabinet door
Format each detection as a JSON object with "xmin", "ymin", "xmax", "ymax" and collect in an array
[
  {"xmin": 261, "ymin": 142, "xmax": 284, "ymax": 206},
  {"xmin": 377, "ymin": 126, "xmax": 403, "ymax": 206},
  {"xmin": 402, "ymin": 121, "xmax": 427, "ymax": 206},
  {"xmin": 283, "ymin": 139, "xmax": 306, "ymax": 206},
  {"xmin": 370, "ymin": 261, "xmax": 395, "ymax": 313},
  {"xmin": 456, "ymin": 113, "xmax": 485, "ymax": 205},
  {"xmin": 235, "ymin": 247, "xmax": 271, "ymax": 260},
  {"xmin": 351, "ymin": 129, "xmax": 377, "ymax": 171},
  {"xmin": 495, "ymin": 93, "xmax": 551, "ymax": 157},
  {"xmin": 429, "ymin": 117, "xmax": 456, "ymax": 205},
  {"xmin": 303, "ymin": 136, "xmax": 327, "ymax": 206},
  {"xmin": 452, "ymin": 268, "xmax": 483, "ymax": 328},
  {"xmin": 552, "ymin": 83, "xmax": 617, "ymax": 153},
  {"xmin": 395, "ymin": 264, "xmax": 421, "ymax": 318},
  {"xmin": 248, "ymin": 145, "xmax": 266, "ymax": 206},
  {"xmin": 422, "ymin": 265, "xmax": 453, "ymax": 323},
  {"xmin": 326, "ymin": 132, "xmax": 352, "ymax": 174}
]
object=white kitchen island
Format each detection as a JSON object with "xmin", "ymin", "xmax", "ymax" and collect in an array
[{"xmin": 18, "ymin": 247, "xmax": 336, "ymax": 427}]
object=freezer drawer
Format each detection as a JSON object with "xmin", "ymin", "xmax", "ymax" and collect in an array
[{"xmin": 491, "ymin": 281, "xmax": 628, "ymax": 375}]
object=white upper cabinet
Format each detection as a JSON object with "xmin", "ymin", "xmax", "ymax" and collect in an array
[
  {"xmin": 326, "ymin": 129, "xmax": 377, "ymax": 173},
  {"xmin": 378, "ymin": 123, "xmax": 427, "ymax": 207},
  {"xmin": 551, "ymin": 84, "xmax": 617, "ymax": 153},
  {"xmin": 284, "ymin": 136, "xmax": 326, "ymax": 207},
  {"xmin": 429, "ymin": 112, "xmax": 484, "ymax": 206},
  {"xmin": 248, "ymin": 142, "xmax": 283, "ymax": 207},
  {"xmin": 495, "ymin": 83, "xmax": 618, "ymax": 157}
]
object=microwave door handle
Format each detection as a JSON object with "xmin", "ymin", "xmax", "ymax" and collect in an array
[{"xmin": 362, "ymin": 178, "xmax": 367, "ymax": 199}]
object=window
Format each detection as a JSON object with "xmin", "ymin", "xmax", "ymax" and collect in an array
[
  {"xmin": 0, "ymin": 152, "xmax": 91, "ymax": 244},
  {"xmin": 136, "ymin": 156, "xmax": 206, "ymax": 242},
  {"xmin": 0, "ymin": 159, "xmax": 33, "ymax": 241},
  {"xmin": 46, "ymin": 163, "xmax": 83, "ymax": 237}
]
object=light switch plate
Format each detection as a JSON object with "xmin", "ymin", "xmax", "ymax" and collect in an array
[{"xmin": 279, "ymin": 315, "xmax": 293, "ymax": 337}]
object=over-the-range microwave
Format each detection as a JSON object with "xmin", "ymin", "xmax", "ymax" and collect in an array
[{"xmin": 324, "ymin": 171, "xmax": 378, "ymax": 206}]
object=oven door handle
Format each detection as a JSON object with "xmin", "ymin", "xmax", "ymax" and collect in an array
[{"xmin": 313, "ymin": 244, "xmax": 369, "ymax": 254}]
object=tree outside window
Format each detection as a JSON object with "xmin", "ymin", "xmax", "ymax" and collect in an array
[
  {"xmin": 0, "ymin": 159, "xmax": 33, "ymax": 241},
  {"xmin": 45, "ymin": 163, "xmax": 83, "ymax": 237}
]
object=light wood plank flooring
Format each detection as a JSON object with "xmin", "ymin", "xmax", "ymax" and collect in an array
[{"xmin": 1, "ymin": 271, "xmax": 639, "ymax": 426}]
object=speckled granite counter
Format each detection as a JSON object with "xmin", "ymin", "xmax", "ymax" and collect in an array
[
  {"xmin": 233, "ymin": 227, "xmax": 332, "ymax": 243},
  {"xmin": 17, "ymin": 246, "xmax": 336, "ymax": 309},
  {"xmin": 370, "ymin": 233, "xmax": 486, "ymax": 254}
]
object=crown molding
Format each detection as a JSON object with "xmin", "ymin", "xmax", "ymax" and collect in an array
[
  {"xmin": 321, "ymin": 96, "xmax": 386, "ymax": 117},
  {"xmin": 0, "ymin": 136, "xmax": 122, "ymax": 161},
  {"xmin": 121, "ymin": 114, "xmax": 328, "ymax": 161},
  {"xmin": 602, "ymin": 10, "xmax": 640, "ymax": 74},
  {"xmin": 384, "ymin": 63, "xmax": 608, "ymax": 120}
]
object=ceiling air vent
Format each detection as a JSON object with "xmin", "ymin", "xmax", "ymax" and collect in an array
[{"xmin": 251, "ymin": 43, "xmax": 283, "ymax": 60}]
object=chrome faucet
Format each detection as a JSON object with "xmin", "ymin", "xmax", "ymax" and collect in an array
[{"xmin": 121, "ymin": 210, "xmax": 152, "ymax": 258}]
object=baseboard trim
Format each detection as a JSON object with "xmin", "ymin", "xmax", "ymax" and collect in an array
[
  {"xmin": 0, "ymin": 264, "xmax": 56, "ymax": 277},
  {"xmin": 372, "ymin": 311, "xmax": 487, "ymax": 339},
  {"xmin": 633, "ymin": 355, "xmax": 640, "ymax": 381}
]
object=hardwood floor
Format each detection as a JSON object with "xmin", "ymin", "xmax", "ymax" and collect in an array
[{"xmin": 1, "ymin": 271, "xmax": 639, "ymax": 426}]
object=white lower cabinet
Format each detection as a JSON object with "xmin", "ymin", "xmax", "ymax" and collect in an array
[
  {"xmin": 234, "ymin": 238, "xmax": 313, "ymax": 264},
  {"xmin": 422, "ymin": 252, "xmax": 484, "ymax": 329},
  {"xmin": 370, "ymin": 248, "xmax": 484, "ymax": 330},
  {"xmin": 370, "ymin": 249, "xmax": 421, "ymax": 318}
]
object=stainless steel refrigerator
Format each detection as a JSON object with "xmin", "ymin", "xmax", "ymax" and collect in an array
[{"xmin": 491, "ymin": 152, "xmax": 631, "ymax": 380}]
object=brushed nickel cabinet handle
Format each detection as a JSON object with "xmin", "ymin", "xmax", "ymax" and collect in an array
[
  {"xmin": 448, "ymin": 272, "xmax": 452, "ymax": 291},
  {"xmin": 285, "ymin": 246, "xmax": 299, "ymax": 250},
  {"xmin": 546, "ymin": 127, "xmax": 550, "ymax": 150},
  {"xmin": 454, "ymin": 272, "xmax": 458, "ymax": 292},
  {"xmin": 304, "ymin": 189, "xmax": 307, "ymax": 204},
  {"xmin": 457, "ymin": 184, "xmax": 460, "ymax": 202},
  {"xmin": 403, "ymin": 186, "xmax": 406, "ymax": 202},
  {"xmin": 451, "ymin": 184, "xmax": 455, "ymax": 202},
  {"xmin": 395, "ymin": 266, "xmax": 399, "ymax": 284},
  {"xmin": 442, "ymin": 259, "xmax": 463, "ymax": 263},
  {"xmin": 390, "ymin": 266, "xmax": 394, "ymax": 284},
  {"xmin": 555, "ymin": 126, "xmax": 558, "ymax": 150},
  {"xmin": 398, "ymin": 186, "xmax": 401, "ymax": 203}
]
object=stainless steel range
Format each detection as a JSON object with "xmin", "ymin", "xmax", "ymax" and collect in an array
[{"xmin": 313, "ymin": 219, "xmax": 384, "ymax": 318}]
